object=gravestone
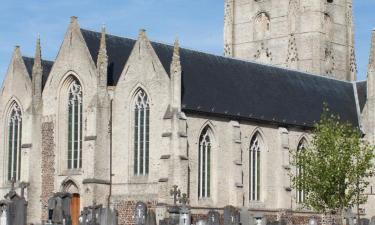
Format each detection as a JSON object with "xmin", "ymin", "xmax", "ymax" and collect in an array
[
  {"xmin": 178, "ymin": 194, "xmax": 190, "ymax": 225},
  {"xmin": 196, "ymin": 220, "xmax": 207, "ymax": 225},
  {"xmin": 308, "ymin": 218, "xmax": 317, "ymax": 225},
  {"xmin": 360, "ymin": 219, "xmax": 370, "ymax": 225},
  {"xmin": 253, "ymin": 212, "xmax": 265, "ymax": 225},
  {"xmin": 79, "ymin": 203, "xmax": 117, "ymax": 225},
  {"xmin": 156, "ymin": 204, "xmax": 168, "ymax": 225},
  {"xmin": 0, "ymin": 205, "xmax": 7, "ymax": 225},
  {"xmin": 4, "ymin": 179, "xmax": 28, "ymax": 225},
  {"xmin": 135, "ymin": 202, "xmax": 148, "ymax": 225},
  {"xmin": 168, "ymin": 205, "xmax": 180, "ymax": 225},
  {"xmin": 98, "ymin": 207, "xmax": 118, "ymax": 225},
  {"xmin": 344, "ymin": 208, "xmax": 355, "ymax": 225},
  {"xmin": 0, "ymin": 200, "xmax": 10, "ymax": 225},
  {"xmin": 224, "ymin": 206, "xmax": 239, "ymax": 225},
  {"xmin": 48, "ymin": 192, "xmax": 72, "ymax": 225},
  {"xmin": 208, "ymin": 210, "xmax": 220, "ymax": 225},
  {"xmin": 145, "ymin": 209, "xmax": 157, "ymax": 225},
  {"xmin": 79, "ymin": 207, "xmax": 90, "ymax": 225}
]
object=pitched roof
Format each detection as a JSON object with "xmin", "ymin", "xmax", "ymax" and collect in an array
[
  {"xmin": 81, "ymin": 28, "xmax": 360, "ymax": 128},
  {"xmin": 356, "ymin": 81, "xmax": 367, "ymax": 112},
  {"xmin": 81, "ymin": 29, "xmax": 136, "ymax": 86},
  {"xmin": 22, "ymin": 57, "xmax": 54, "ymax": 90}
]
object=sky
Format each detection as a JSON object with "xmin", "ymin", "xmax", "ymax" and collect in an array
[{"xmin": 0, "ymin": 0, "xmax": 374, "ymax": 81}]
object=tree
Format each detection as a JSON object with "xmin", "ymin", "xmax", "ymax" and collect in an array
[{"xmin": 290, "ymin": 105, "xmax": 374, "ymax": 221}]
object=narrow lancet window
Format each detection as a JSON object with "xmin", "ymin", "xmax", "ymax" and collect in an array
[
  {"xmin": 67, "ymin": 80, "xmax": 83, "ymax": 169},
  {"xmin": 250, "ymin": 133, "xmax": 262, "ymax": 201},
  {"xmin": 134, "ymin": 89, "xmax": 150, "ymax": 176},
  {"xmin": 7, "ymin": 102, "xmax": 22, "ymax": 181},
  {"xmin": 296, "ymin": 139, "xmax": 307, "ymax": 203},
  {"xmin": 198, "ymin": 126, "xmax": 212, "ymax": 199}
]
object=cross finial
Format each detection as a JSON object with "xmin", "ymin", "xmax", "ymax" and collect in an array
[{"xmin": 170, "ymin": 185, "xmax": 181, "ymax": 205}]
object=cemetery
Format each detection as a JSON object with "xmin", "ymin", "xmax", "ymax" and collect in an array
[{"xmin": 0, "ymin": 183, "xmax": 371, "ymax": 225}]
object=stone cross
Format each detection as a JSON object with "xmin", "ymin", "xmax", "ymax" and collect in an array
[{"xmin": 170, "ymin": 185, "xmax": 181, "ymax": 206}]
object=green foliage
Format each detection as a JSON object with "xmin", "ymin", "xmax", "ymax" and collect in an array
[{"xmin": 290, "ymin": 105, "xmax": 375, "ymax": 213}]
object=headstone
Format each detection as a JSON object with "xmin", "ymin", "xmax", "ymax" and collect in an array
[
  {"xmin": 135, "ymin": 202, "xmax": 148, "ymax": 225},
  {"xmin": 179, "ymin": 205, "xmax": 190, "ymax": 225},
  {"xmin": 239, "ymin": 208, "xmax": 251, "ymax": 225},
  {"xmin": 308, "ymin": 218, "xmax": 317, "ymax": 225},
  {"xmin": 208, "ymin": 210, "xmax": 220, "ymax": 225},
  {"xmin": 360, "ymin": 219, "xmax": 370, "ymax": 225},
  {"xmin": 370, "ymin": 216, "xmax": 375, "ymax": 225},
  {"xmin": 224, "ymin": 206, "xmax": 239, "ymax": 225},
  {"xmin": 79, "ymin": 207, "xmax": 90, "ymax": 225},
  {"xmin": 168, "ymin": 205, "xmax": 180, "ymax": 225},
  {"xmin": 99, "ymin": 208, "xmax": 118, "ymax": 225},
  {"xmin": 146, "ymin": 209, "xmax": 157, "ymax": 225},
  {"xmin": 197, "ymin": 220, "xmax": 207, "ymax": 225},
  {"xmin": 178, "ymin": 194, "xmax": 190, "ymax": 225},
  {"xmin": 0, "ymin": 203, "xmax": 8, "ymax": 225},
  {"xmin": 344, "ymin": 208, "xmax": 355, "ymax": 225},
  {"xmin": 156, "ymin": 204, "xmax": 168, "ymax": 225},
  {"xmin": 253, "ymin": 212, "xmax": 265, "ymax": 225},
  {"xmin": 48, "ymin": 192, "xmax": 72, "ymax": 225},
  {"xmin": 5, "ymin": 187, "xmax": 27, "ymax": 225}
]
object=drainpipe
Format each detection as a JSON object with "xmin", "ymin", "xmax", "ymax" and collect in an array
[{"xmin": 108, "ymin": 99, "xmax": 113, "ymax": 208}]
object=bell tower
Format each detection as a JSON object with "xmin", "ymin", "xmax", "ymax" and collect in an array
[{"xmin": 224, "ymin": 0, "xmax": 356, "ymax": 81}]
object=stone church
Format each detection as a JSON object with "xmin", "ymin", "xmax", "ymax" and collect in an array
[{"xmin": 0, "ymin": 0, "xmax": 374, "ymax": 224}]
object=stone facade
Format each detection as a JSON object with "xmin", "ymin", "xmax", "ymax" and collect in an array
[
  {"xmin": 0, "ymin": 2, "xmax": 373, "ymax": 225},
  {"xmin": 224, "ymin": 0, "xmax": 357, "ymax": 81}
]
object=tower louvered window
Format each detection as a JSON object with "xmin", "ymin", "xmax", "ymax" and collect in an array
[
  {"xmin": 198, "ymin": 126, "xmax": 212, "ymax": 199},
  {"xmin": 296, "ymin": 139, "xmax": 307, "ymax": 203},
  {"xmin": 68, "ymin": 80, "xmax": 83, "ymax": 169},
  {"xmin": 134, "ymin": 89, "xmax": 150, "ymax": 176},
  {"xmin": 250, "ymin": 133, "xmax": 261, "ymax": 201},
  {"xmin": 7, "ymin": 102, "xmax": 22, "ymax": 181}
]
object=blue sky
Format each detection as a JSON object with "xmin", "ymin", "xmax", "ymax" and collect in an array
[{"xmin": 0, "ymin": 0, "xmax": 374, "ymax": 81}]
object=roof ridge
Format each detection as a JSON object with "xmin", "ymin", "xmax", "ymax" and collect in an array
[{"xmin": 80, "ymin": 27, "xmax": 355, "ymax": 84}]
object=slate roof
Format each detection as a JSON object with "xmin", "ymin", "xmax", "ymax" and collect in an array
[
  {"xmin": 22, "ymin": 57, "xmax": 54, "ymax": 89},
  {"xmin": 356, "ymin": 81, "xmax": 367, "ymax": 112},
  {"xmin": 81, "ymin": 29, "xmax": 136, "ymax": 86},
  {"xmin": 80, "ymin": 28, "xmax": 362, "ymax": 128}
]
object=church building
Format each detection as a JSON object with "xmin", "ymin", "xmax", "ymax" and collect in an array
[{"xmin": 0, "ymin": 0, "xmax": 374, "ymax": 224}]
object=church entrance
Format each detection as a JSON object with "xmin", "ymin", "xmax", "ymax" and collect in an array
[{"xmin": 70, "ymin": 193, "xmax": 80, "ymax": 225}]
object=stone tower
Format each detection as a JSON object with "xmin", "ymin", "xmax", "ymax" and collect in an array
[{"xmin": 224, "ymin": 0, "xmax": 357, "ymax": 81}]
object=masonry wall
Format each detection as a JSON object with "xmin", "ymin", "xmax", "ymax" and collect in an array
[
  {"xmin": 225, "ymin": 0, "xmax": 355, "ymax": 81},
  {"xmin": 41, "ymin": 120, "xmax": 55, "ymax": 221}
]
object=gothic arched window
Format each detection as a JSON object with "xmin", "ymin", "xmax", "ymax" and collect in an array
[
  {"xmin": 254, "ymin": 12, "xmax": 270, "ymax": 40},
  {"xmin": 249, "ymin": 133, "xmax": 262, "ymax": 201},
  {"xmin": 67, "ymin": 79, "xmax": 83, "ymax": 169},
  {"xmin": 198, "ymin": 126, "xmax": 212, "ymax": 199},
  {"xmin": 296, "ymin": 139, "xmax": 307, "ymax": 203},
  {"xmin": 7, "ymin": 102, "xmax": 22, "ymax": 181},
  {"xmin": 134, "ymin": 89, "xmax": 150, "ymax": 176}
]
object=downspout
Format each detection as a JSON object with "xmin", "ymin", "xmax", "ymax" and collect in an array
[{"xmin": 108, "ymin": 99, "xmax": 113, "ymax": 208}]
